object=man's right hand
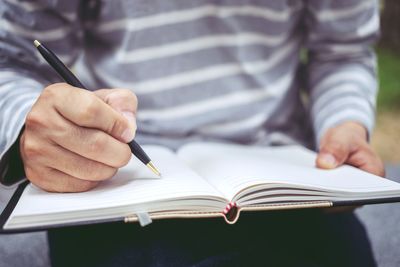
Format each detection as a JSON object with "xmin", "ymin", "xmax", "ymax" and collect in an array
[{"xmin": 20, "ymin": 83, "xmax": 137, "ymax": 192}]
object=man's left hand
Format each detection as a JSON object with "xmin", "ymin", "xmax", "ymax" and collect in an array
[{"xmin": 316, "ymin": 121, "xmax": 385, "ymax": 177}]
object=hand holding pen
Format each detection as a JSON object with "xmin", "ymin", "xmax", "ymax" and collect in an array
[{"xmin": 18, "ymin": 40, "xmax": 160, "ymax": 193}]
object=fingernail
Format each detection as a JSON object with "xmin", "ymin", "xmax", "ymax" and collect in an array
[
  {"xmin": 121, "ymin": 112, "xmax": 136, "ymax": 142},
  {"xmin": 121, "ymin": 128, "xmax": 135, "ymax": 143},
  {"xmin": 319, "ymin": 153, "xmax": 337, "ymax": 168}
]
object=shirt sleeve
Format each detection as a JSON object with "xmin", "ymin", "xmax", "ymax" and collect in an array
[
  {"xmin": 305, "ymin": 0, "xmax": 380, "ymax": 146},
  {"xmin": 0, "ymin": 0, "xmax": 82, "ymax": 186}
]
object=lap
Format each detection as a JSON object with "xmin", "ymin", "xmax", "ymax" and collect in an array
[{"xmin": 48, "ymin": 209, "xmax": 376, "ymax": 267}]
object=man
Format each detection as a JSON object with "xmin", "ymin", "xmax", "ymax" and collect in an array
[{"xmin": 0, "ymin": 0, "xmax": 384, "ymax": 266}]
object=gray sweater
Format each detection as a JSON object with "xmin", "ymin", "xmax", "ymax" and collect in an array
[{"xmin": 0, "ymin": 0, "xmax": 379, "ymax": 185}]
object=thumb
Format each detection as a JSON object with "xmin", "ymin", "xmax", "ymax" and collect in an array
[
  {"xmin": 94, "ymin": 88, "xmax": 138, "ymax": 142},
  {"xmin": 316, "ymin": 133, "xmax": 350, "ymax": 169}
]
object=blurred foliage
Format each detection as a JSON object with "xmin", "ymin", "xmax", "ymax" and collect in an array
[
  {"xmin": 380, "ymin": 0, "xmax": 400, "ymax": 53},
  {"xmin": 372, "ymin": 47, "xmax": 400, "ymax": 163},
  {"xmin": 376, "ymin": 47, "xmax": 400, "ymax": 111}
]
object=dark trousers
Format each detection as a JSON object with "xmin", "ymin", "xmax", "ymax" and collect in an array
[{"xmin": 48, "ymin": 209, "xmax": 376, "ymax": 267}]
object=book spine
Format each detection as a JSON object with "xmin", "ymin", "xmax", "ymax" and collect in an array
[{"xmin": 222, "ymin": 202, "xmax": 241, "ymax": 224}]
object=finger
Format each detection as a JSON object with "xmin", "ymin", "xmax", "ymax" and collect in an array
[
  {"xmin": 20, "ymin": 131, "xmax": 123, "ymax": 179},
  {"xmin": 94, "ymin": 89, "xmax": 137, "ymax": 133},
  {"xmin": 94, "ymin": 88, "xmax": 137, "ymax": 114},
  {"xmin": 42, "ymin": 143, "xmax": 118, "ymax": 181},
  {"xmin": 48, "ymin": 84, "xmax": 135, "ymax": 143},
  {"xmin": 22, "ymin": 110, "xmax": 131, "ymax": 169},
  {"xmin": 347, "ymin": 149, "xmax": 385, "ymax": 177},
  {"xmin": 317, "ymin": 133, "xmax": 351, "ymax": 169},
  {"xmin": 49, "ymin": 115, "xmax": 132, "ymax": 168},
  {"xmin": 25, "ymin": 165, "xmax": 98, "ymax": 193}
]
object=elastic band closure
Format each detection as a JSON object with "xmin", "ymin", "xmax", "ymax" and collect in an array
[
  {"xmin": 223, "ymin": 202, "xmax": 237, "ymax": 215},
  {"xmin": 222, "ymin": 202, "xmax": 240, "ymax": 224}
]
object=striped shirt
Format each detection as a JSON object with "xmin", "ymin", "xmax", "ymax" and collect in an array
[{"xmin": 0, "ymin": 0, "xmax": 379, "ymax": 185}]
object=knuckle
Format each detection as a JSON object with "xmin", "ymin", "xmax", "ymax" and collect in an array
[
  {"xmin": 42, "ymin": 83, "xmax": 65, "ymax": 99},
  {"xmin": 79, "ymin": 94, "xmax": 99, "ymax": 122},
  {"xmin": 22, "ymin": 138, "xmax": 41, "ymax": 158},
  {"xmin": 116, "ymin": 88, "xmax": 137, "ymax": 99},
  {"xmin": 25, "ymin": 109, "xmax": 44, "ymax": 129},
  {"xmin": 114, "ymin": 89, "xmax": 138, "ymax": 108},
  {"xmin": 42, "ymin": 85, "xmax": 56, "ymax": 99}
]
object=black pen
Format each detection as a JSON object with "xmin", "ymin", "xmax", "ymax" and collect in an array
[{"xmin": 33, "ymin": 40, "xmax": 161, "ymax": 177}]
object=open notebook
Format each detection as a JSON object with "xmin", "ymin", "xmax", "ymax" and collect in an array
[{"xmin": 2, "ymin": 142, "xmax": 400, "ymax": 232}]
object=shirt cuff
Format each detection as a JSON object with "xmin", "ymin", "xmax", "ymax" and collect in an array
[{"xmin": 312, "ymin": 99, "xmax": 375, "ymax": 147}]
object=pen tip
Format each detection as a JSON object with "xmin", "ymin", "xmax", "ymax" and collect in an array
[
  {"xmin": 33, "ymin": 40, "xmax": 41, "ymax": 47},
  {"xmin": 146, "ymin": 161, "xmax": 162, "ymax": 177}
]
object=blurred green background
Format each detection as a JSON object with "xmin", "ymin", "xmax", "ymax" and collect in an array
[
  {"xmin": 377, "ymin": 48, "xmax": 400, "ymax": 111},
  {"xmin": 372, "ymin": 0, "xmax": 400, "ymax": 162}
]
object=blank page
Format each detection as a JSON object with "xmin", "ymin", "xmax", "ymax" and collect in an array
[
  {"xmin": 10, "ymin": 146, "xmax": 223, "ymax": 218},
  {"xmin": 178, "ymin": 142, "xmax": 400, "ymax": 200}
]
